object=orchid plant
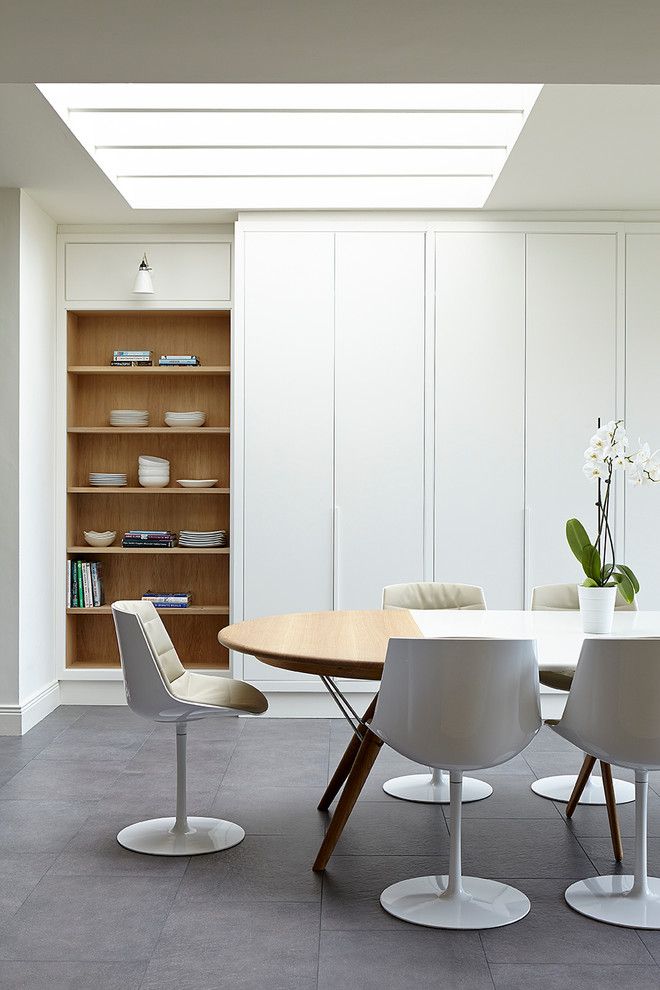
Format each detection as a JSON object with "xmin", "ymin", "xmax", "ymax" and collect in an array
[{"xmin": 566, "ymin": 419, "xmax": 659, "ymax": 603}]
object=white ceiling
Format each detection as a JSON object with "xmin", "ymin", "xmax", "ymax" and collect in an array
[{"xmin": 2, "ymin": 1, "xmax": 660, "ymax": 84}]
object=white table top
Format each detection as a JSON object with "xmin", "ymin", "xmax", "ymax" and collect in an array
[{"xmin": 410, "ymin": 609, "xmax": 660, "ymax": 668}]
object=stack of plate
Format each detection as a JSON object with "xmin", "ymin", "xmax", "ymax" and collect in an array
[
  {"xmin": 110, "ymin": 409, "xmax": 149, "ymax": 427},
  {"xmin": 139, "ymin": 455, "xmax": 170, "ymax": 488},
  {"xmin": 164, "ymin": 410, "xmax": 206, "ymax": 428},
  {"xmin": 89, "ymin": 472, "xmax": 127, "ymax": 487},
  {"xmin": 178, "ymin": 530, "xmax": 228, "ymax": 548}
]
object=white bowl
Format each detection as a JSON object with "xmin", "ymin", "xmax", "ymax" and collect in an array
[
  {"xmin": 138, "ymin": 477, "xmax": 169, "ymax": 488},
  {"xmin": 83, "ymin": 530, "xmax": 117, "ymax": 547},
  {"xmin": 165, "ymin": 417, "xmax": 205, "ymax": 428},
  {"xmin": 139, "ymin": 455, "xmax": 169, "ymax": 465},
  {"xmin": 176, "ymin": 479, "xmax": 219, "ymax": 488}
]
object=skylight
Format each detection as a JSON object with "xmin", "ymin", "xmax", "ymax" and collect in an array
[{"xmin": 37, "ymin": 84, "xmax": 542, "ymax": 209}]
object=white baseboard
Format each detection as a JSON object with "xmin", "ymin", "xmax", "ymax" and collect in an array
[
  {"xmin": 59, "ymin": 680, "xmax": 128, "ymax": 706},
  {"xmin": 0, "ymin": 680, "xmax": 61, "ymax": 736}
]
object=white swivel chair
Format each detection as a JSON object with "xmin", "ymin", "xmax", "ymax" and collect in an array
[
  {"xmin": 530, "ymin": 583, "xmax": 635, "ymax": 808},
  {"xmin": 553, "ymin": 638, "xmax": 660, "ymax": 928},
  {"xmin": 381, "ymin": 582, "xmax": 492, "ymax": 804},
  {"xmin": 371, "ymin": 636, "xmax": 541, "ymax": 929},
  {"xmin": 112, "ymin": 600, "xmax": 268, "ymax": 855}
]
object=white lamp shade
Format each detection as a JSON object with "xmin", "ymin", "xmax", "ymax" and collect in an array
[{"xmin": 133, "ymin": 254, "xmax": 154, "ymax": 294}]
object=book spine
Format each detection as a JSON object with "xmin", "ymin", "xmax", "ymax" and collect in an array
[
  {"xmin": 67, "ymin": 559, "xmax": 71, "ymax": 607},
  {"xmin": 76, "ymin": 561, "xmax": 83, "ymax": 607},
  {"xmin": 113, "ymin": 350, "xmax": 153, "ymax": 357},
  {"xmin": 97, "ymin": 563, "xmax": 105, "ymax": 605},
  {"xmin": 84, "ymin": 563, "xmax": 93, "ymax": 607},
  {"xmin": 90, "ymin": 563, "xmax": 100, "ymax": 607}
]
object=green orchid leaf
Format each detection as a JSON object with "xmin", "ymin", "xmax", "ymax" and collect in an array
[
  {"xmin": 618, "ymin": 564, "xmax": 640, "ymax": 594},
  {"xmin": 566, "ymin": 518, "xmax": 591, "ymax": 563},
  {"xmin": 582, "ymin": 544, "xmax": 602, "ymax": 584},
  {"xmin": 612, "ymin": 570, "xmax": 635, "ymax": 604},
  {"xmin": 582, "ymin": 578, "xmax": 599, "ymax": 588}
]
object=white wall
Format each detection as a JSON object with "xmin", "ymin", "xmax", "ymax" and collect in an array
[
  {"xmin": 18, "ymin": 192, "xmax": 57, "ymax": 707},
  {"xmin": 0, "ymin": 190, "xmax": 21, "ymax": 713}
]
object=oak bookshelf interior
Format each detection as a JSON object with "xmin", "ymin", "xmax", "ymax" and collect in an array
[{"xmin": 66, "ymin": 309, "xmax": 231, "ymax": 671}]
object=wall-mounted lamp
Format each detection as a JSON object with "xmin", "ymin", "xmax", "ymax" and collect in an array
[{"xmin": 133, "ymin": 253, "xmax": 154, "ymax": 294}]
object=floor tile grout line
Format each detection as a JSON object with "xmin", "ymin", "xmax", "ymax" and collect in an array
[{"xmin": 479, "ymin": 932, "xmax": 498, "ymax": 990}]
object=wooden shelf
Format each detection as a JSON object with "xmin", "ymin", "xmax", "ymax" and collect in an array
[
  {"xmin": 67, "ymin": 605, "xmax": 229, "ymax": 615},
  {"xmin": 68, "ymin": 366, "xmax": 230, "ymax": 375},
  {"xmin": 65, "ymin": 308, "xmax": 231, "ymax": 672},
  {"xmin": 68, "ymin": 487, "xmax": 229, "ymax": 494},
  {"xmin": 68, "ymin": 546, "xmax": 229, "ymax": 555},
  {"xmin": 68, "ymin": 426, "xmax": 230, "ymax": 434}
]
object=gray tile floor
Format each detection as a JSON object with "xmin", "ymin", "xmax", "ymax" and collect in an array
[{"xmin": 1, "ymin": 710, "xmax": 660, "ymax": 989}]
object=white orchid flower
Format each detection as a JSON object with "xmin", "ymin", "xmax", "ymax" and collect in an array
[
  {"xmin": 611, "ymin": 448, "xmax": 628, "ymax": 469},
  {"xmin": 646, "ymin": 451, "xmax": 660, "ymax": 482},
  {"xmin": 633, "ymin": 441, "xmax": 651, "ymax": 465},
  {"xmin": 583, "ymin": 461, "xmax": 606, "ymax": 481},
  {"xmin": 584, "ymin": 446, "xmax": 604, "ymax": 462},
  {"xmin": 628, "ymin": 463, "xmax": 647, "ymax": 486},
  {"xmin": 590, "ymin": 429, "xmax": 610, "ymax": 451}
]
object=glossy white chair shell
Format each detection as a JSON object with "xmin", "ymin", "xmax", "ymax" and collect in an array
[
  {"xmin": 112, "ymin": 600, "xmax": 267, "ymax": 855},
  {"xmin": 530, "ymin": 583, "xmax": 636, "ymax": 806},
  {"xmin": 371, "ymin": 636, "xmax": 541, "ymax": 929},
  {"xmin": 552, "ymin": 638, "xmax": 660, "ymax": 928},
  {"xmin": 381, "ymin": 582, "xmax": 492, "ymax": 805}
]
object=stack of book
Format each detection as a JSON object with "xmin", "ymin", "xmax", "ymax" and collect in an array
[
  {"xmin": 112, "ymin": 349, "xmax": 153, "ymax": 366},
  {"xmin": 68, "ymin": 559, "xmax": 104, "ymax": 607},
  {"xmin": 122, "ymin": 530, "xmax": 177, "ymax": 548},
  {"xmin": 158, "ymin": 354, "xmax": 200, "ymax": 367},
  {"xmin": 142, "ymin": 591, "xmax": 192, "ymax": 609}
]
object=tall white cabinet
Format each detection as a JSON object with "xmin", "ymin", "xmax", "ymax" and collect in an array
[
  {"xmin": 625, "ymin": 234, "xmax": 660, "ymax": 606},
  {"xmin": 334, "ymin": 232, "xmax": 426, "ymax": 609},
  {"xmin": 435, "ymin": 232, "xmax": 525, "ymax": 608},
  {"xmin": 239, "ymin": 227, "xmax": 426, "ymax": 685},
  {"xmin": 525, "ymin": 233, "xmax": 617, "ymax": 599}
]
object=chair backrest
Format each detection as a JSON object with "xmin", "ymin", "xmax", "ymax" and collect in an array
[
  {"xmin": 382, "ymin": 582, "xmax": 486, "ymax": 611},
  {"xmin": 371, "ymin": 637, "xmax": 541, "ymax": 770},
  {"xmin": 111, "ymin": 600, "xmax": 186, "ymax": 719},
  {"xmin": 557, "ymin": 638, "xmax": 660, "ymax": 770},
  {"xmin": 531, "ymin": 582, "xmax": 637, "ymax": 611}
]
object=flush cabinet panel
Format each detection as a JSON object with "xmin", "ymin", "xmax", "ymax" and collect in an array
[
  {"xmin": 242, "ymin": 231, "xmax": 335, "ymax": 682},
  {"xmin": 624, "ymin": 234, "xmax": 660, "ymax": 607},
  {"xmin": 334, "ymin": 232, "xmax": 426, "ymax": 610},
  {"xmin": 525, "ymin": 233, "xmax": 617, "ymax": 599},
  {"xmin": 65, "ymin": 241, "xmax": 231, "ymax": 302},
  {"xmin": 435, "ymin": 232, "xmax": 525, "ymax": 608}
]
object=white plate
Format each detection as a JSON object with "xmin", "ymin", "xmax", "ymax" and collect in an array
[{"xmin": 176, "ymin": 479, "xmax": 218, "ymax": 488}]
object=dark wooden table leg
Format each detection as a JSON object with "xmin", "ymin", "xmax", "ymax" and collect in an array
[
  {"xmin": 566, "ymin": 754, "xmax": 597, "ymax": 818},
  {"xmin": 313, "ymin": 728, "xmax": 383, "ymax": 872},
  {"xmin": 318, "ymin": 694, "xmax": 378, "ymax": 811},
  {"xmin": 601, "ymin": 761, "xmax": 624, "ymax": 862}
]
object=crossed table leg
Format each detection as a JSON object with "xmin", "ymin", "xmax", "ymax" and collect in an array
[{"xmin": 313, "ymin": 694, "xmax": 382, "ymax": 872}]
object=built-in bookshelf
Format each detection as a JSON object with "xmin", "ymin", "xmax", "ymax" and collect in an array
[{"xmin": 66, "ymin": 310, "xmax": 231, "ymax": 670}]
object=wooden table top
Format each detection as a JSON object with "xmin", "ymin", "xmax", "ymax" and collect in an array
[
  {"xmin": 218, "ymin": 609, "xmax": 421, "ymax": 679},
  {"xmin": 219, "ymin": 608, "xmax": 660, "ymax": 680}
]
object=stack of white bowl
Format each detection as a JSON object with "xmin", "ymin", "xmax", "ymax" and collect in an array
[
  {"xmin": 138, "ymin": 455, "xmax": 170, "ymax": 488},
  {"xmin": 89, "ymin": 472, "xmax": 127, "ymax": 487},
  {"xmin": 110, "ymin": 409, "xmax": 149, "ymax": 427},
  {"xmin": 164, "ymin": 410, "xmax": 206, "ymax": 428}
]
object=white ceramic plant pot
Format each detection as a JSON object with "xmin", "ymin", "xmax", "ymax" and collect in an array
[{"xmin": 578, "ymin": 584, "xmax": 616, "ymax": 634}]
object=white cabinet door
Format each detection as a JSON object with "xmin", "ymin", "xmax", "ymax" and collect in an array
[
  {"xmin": 334, "ymin": 232, "xmax": 426, "ymax": 610},
  {"xmin": 242, "ymin": 232, "xmax": 334, "ymax": 681},
  {"xmin": 65, "ymin": 241, "xmax": 231, "ymax": 302},
  {"xmin": 525, "ymin": 233, "xmax": 617, "ymax": 599},
  {"xmin": 625, "ymin": 235, "xmax": 660, "ymax": 607},
  {"xmin": 435, "ymin": 232, "xmax": 525, "ymax": 608}
]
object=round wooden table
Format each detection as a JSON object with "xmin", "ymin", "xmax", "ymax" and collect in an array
[{"xmin": 219, "ymin": 608, "xmax": 660, "ymax": 870}]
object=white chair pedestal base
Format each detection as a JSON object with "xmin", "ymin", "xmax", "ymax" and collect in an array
[
  {"xmin": 565, "ymin": 875, "xmax": 660, "ymax": 929},
  {"xmin": 380, "ymin": 874, "xmax": 531, "ymax": 929},
  {"xmin": 383, "ymin": 768, "xmax": 493, "ymax": 804},
  {"xmin": 531, "ymin": 773, "xmax": 635, "ymax": 805},
  {"xmin": 117, "ymin": 816, "xmax": 245, "ymax": 856}
]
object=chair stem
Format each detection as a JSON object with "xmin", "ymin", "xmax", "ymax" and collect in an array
[
  {"xmin": 430, "ymin": 767, "xmax": 447, "ymax": 787},
  {"xmin": 632, "ymin": 769, "xmax": 650, "ymax": 897},
  {"xmin": 446, "ymin": 770, "xmax": 464, "ymax": 896},
  {"xmin": 173, "ymin": 723, "xmax": 189, "ymax": 835}
]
